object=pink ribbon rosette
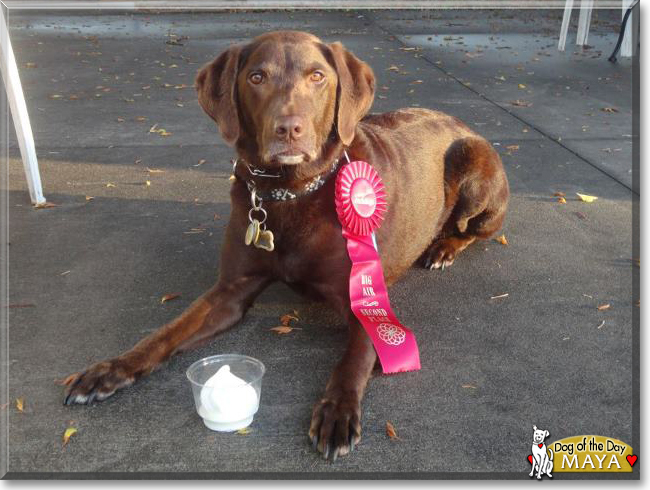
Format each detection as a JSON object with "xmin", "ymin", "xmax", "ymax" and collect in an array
[{"xmin": 335, "ymin": 160, "xmax": 421, "ymax": 374}]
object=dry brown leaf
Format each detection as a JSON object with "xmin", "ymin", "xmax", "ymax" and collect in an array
[
  {"xmin": 601, "ymin": 107, "xmax": 618, "ymax": 113},
  {"xmin": 280, "ymin": 314, "xmax": 299, "ymax": 326},
  {"xmin": 194, "ymin": 159, "xmax": 207, "ymax": 167},
  {"xmin": 54, "ymin": 374, "xmax": 79, "ymax": 386},
  {"xmin": 505, "ymin": 145, "xmax": 519, "ymax": 152},
  {"xmin": 63, "ymin": 427, "xmax": 77, "ymax": 447},
  {"xmin": 510, "ymin": 99, "xmax": 532, "ymax": 107},
  {"xmin": 16, "ymin": 398, "xmax": 24, "ymax": 413},
  {"xmin": 494, "ymin": 234, "xmax": 508, "ymax": 246},
  {"xmin": 461, "ymin": 383, "xmax": 477, "ymax": 389},
  {"xmin": 518, "ymin": 83, "xmax": 527, "ymax": 89},
  {"xmin": 386, "ymin": 421, "xmax": 400, "ymax": 440},
  {"xmin": 34, "ymin": 202, "xmax": 59, "ymax": 209},
  {"xmin": 25, "ymin": 62, "xmax": 37, "ymax": 68},
  {"xmin": 387, "ymin": 65, "xmax": 400, "ymax": 72},
  {"xmin": 270, "ymin": 326, "xmax": 298, "ymax": 334},
  {"xmin": 106, "ymin": 183, "xmax": 116, "ymax": 188},
  {"xmin": 146, "ymin": 167, "xmax": 165, "ymax": 174},
  {"xmin": 85, "ymin": 196, "xmax": 94, "ymax": 201},
  {"xmin": 557, "ymin": 197, "xmax": 567, "ymax": 204},
  {"xmin": 236, "ymin": 428, "xmax": 251, "ymax": 435},
  {"xmin": 597, "ymin": 303, "xmax": 611, "ymax": 311},
  {"xmin": 160, "ymin": 293, "xmax": 181, "ymax": 304}
]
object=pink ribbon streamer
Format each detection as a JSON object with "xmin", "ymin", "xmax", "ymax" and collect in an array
[{"xmin": 336, "ymin": 161, "xmax": 421, "ymax": 374}]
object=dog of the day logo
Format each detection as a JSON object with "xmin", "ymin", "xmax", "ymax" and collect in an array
[{"xmin": 528, "ymin": 426, "xmax": 637, "ymax": 476}]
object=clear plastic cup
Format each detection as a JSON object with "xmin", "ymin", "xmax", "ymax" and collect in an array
[{"xmin": 186, "ymin": 354, "xmax": 265, "ymax": 432}]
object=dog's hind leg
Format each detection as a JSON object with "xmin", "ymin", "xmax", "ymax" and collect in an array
[{"xmin": 421, "ymin": 137, "xmax": 509, "ymax": 270}]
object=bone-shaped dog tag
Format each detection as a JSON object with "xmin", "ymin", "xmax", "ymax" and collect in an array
[
  {"xmin": 254, "ymin": 229, "xmax": 274, "ymax": 252},
  {"xmin": 245, "ymin": 219, "xmax": 260, "ymax": 246}
]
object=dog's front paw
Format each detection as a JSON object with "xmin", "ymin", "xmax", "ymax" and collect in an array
[
  {"xmin": 63, "ymin": 357, "xmax": 137, "ymax": 405},
  {"xmin": 308, "ymin": 392, "xmax": 361, "ymax": 462}
]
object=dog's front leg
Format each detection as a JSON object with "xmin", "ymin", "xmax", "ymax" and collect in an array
[
  {"xmin": 309, "ymin": 318, "xmax": 376, "ymax": 461},
  {"xmin": 64, "ymin": 274, "xmax": 270, "ymax": 405}
]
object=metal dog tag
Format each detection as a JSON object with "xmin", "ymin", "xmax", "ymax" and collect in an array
[
  {"xmin": 245, "ymin": 219, "xmax": 260, "ymax": 246},
  {"xmin": 254, "ymin": 229, "xmax": 275, "ymax": 252}
]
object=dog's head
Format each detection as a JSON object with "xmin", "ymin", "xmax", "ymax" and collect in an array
[
  {"xmin": 532, "ymin": 425, "xmax": 550, "ymax": 444},
  {"xmin": 196, "ymin": 31, "xmax": 375, "ymax": 170}
]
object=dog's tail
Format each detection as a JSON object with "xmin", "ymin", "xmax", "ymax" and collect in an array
[{"xmin": 548, "ymin": 449, "xmax": 554, "ymax": 461}]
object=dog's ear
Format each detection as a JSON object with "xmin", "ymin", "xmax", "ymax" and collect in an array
[
  {"xmin": 327, "ymin": 42, "xmax": 375, "ymax": 146},
  {"xmin": 545, "ymin": 430, "xmax": 549, "ymax": 438},
  {"xmin": 195, "ymin": 45, "xmax": 242, "ymax": 146},
  {"xmin": 533, "ymin": 425, "xmax": 537, "ymax": 431}
]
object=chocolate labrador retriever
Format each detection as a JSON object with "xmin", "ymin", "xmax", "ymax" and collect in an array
[{"xmin": 64, "ymin": 31, "xmax": 509, "ymax": 461}]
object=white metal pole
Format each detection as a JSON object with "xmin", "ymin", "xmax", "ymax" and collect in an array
[{"xmin": 0, "ymin": 5, "xmax": 45, "ymax": 205}]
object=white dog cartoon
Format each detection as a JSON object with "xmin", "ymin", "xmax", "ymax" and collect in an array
[{"xmin": 529, "ymin": 425, "xmax": 554, "ymax": 479}]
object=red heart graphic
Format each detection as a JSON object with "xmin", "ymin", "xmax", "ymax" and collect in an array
[
  {"xmin": 528, "ymin": 455, "xmax": 533, "ymax": 464},
  {"xmin": 627, "ymin": 455, "xmax": 637, "ymax": 467},
  {"xmin": 538, "ymin": 443, "xmax": 543, "ymax": 448}
]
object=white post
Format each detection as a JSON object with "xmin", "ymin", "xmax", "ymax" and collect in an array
[
  {"xmin": 576, "ymin": 0, "xmax": 593, "ymax": 46},
  {"xmin": 558, "ymin": 0, "xmax": 574, "ymax": 51},
  {"xmin": 621, "ymin": 0, "xmax": 634, "ymax": 57},
  {"xmin": 0, "ymin": 5, "xmax": 45, "ymax": 205}
]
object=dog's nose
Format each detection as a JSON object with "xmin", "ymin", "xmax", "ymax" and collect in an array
[{"xmin": 275, "ymin": 116, "xmax": 304, "ymax": 140}]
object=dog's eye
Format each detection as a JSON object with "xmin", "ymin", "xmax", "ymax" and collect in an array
[
  {"xmin": 248, "ymin": 72, "xmax": 265, "ymax": 85},
  {"xmin": 310, "ymin": 71, "xmax": 325, "ymax": 83}
]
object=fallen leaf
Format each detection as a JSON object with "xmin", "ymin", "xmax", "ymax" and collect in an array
[
  {"xmin": 193, "ymin": 159, "xmax": 207, "ymax": 167},
  {"xmin": 386, "ymin": 421, "xmax": 400, "ymax": 440},
  {"xmin": 136, "ymin": 116, "xmax": 147, "ymax": 122},
  {"xmin": 146, "ymin": 167, "xmax": 165, "ymax": 174},
  {"xmin": 160, "ymin": 293, "xmax": 181, "ymax": 304},
  {"xmin": 16, "ymin": 398, "xmax": 24, "ymax": 412},
  {"xmin": 270, "ymin": 326, "xmax": 300, "ymax": 334},
  {"xmin": 601, "ymin": 107, "xmax": 618, "ymax": 113},
  {"xmin": 387, "ymin": 65, "xmax": 400, "ymax": 72},
  {"xmin": 54, "ymin": 374, "xmax": 79, "ymax": 386},
  {"xmin": 105, "ymin": 183, "xmax": 116, "ymax": 188},
  {"xmin": 510, "ymin": 99, "xmax": 532, "ymax": 107},
  {"xmin": 85, "ymin": 196, "xmax": 94, "ymax": 201},
  {"xmin": 34, "ymin": 202, "xmax": 59, "ymax": 209},
  {"xmin": 597, "ymin": 320, "xmax": 605, "ymax": 329},
  {"xmin": 280, "ymin": 313, "xmax": 299, "ymax": 326},
  {"xmin": 494, "ymin": 234, "xmax": 508, "ymax": 246},
  {"xmin": 49, "ymin": 94, "xmax": 63, "ymax": 99},
  {"xmin": 597, "ymin": 303, "xmax": 611, "ymax": 311},
  {"xmin": 60, "ymin": 270, "xmax": 71, "ymax": 276},
  {"xmin": 116, "ymin": 117, "xmax": 125, "ymax": 122},
  {"xmin": 557, "ymin": 197, "xmax": 567, "ymax": 204},
  {"xmin": 24, "ymin": 62, "xmax": 37, "ymax": 68},
  {"xmin": 518, "ymin": 83, "xmax": 527, "ymax": 89},
  {"xmin": 505, "ymin": 144, "xmax": 519, "ymax": 152},
  {"xmin": 490, "ymin": 293, "xmax": 509, "ymax": 300},
  {"xmin": 63, "ymin": 427, "xmax": 77, "ymax": 447},
  {"xmin": 576, "ymin": 193, "xmax": 598, "ymax": 203},
  {"xmin": 461, "ymin": 383, "xmax": 477, "ymax": 389},
  {"xmin": 410, "ymin": 80, "xmax": 424, "ymax": 84},
  {"xmin": 236, "ymin": 428, "xmax": 251, "ymax": 435},
  {"xmin": 145, "ymin": 180, "xmax": 151, "ymax": 187}
]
